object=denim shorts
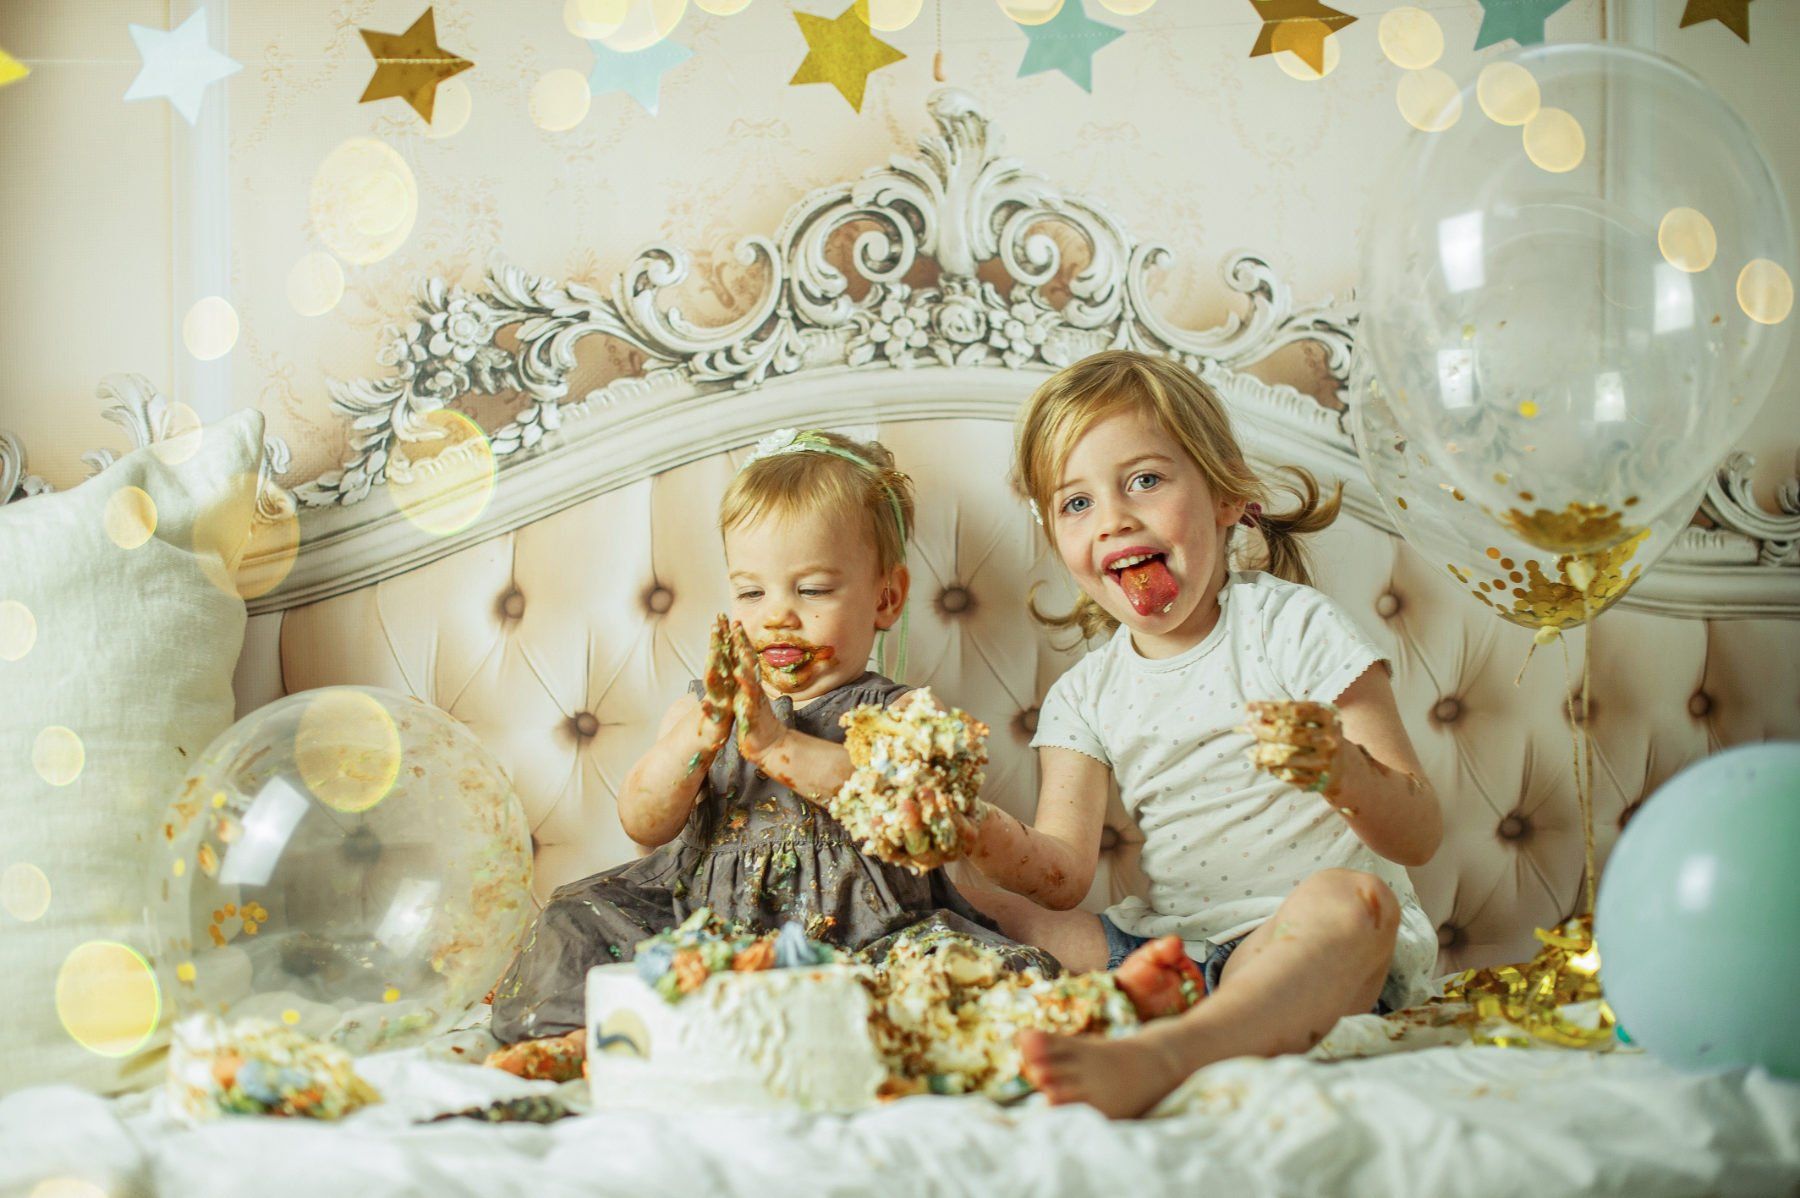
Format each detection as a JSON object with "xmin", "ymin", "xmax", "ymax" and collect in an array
[
  {"xmin": 1099, "ymin": 914, "xmax": 1244, "ymax": 995},
  {"xmin": 1101, "ymin": 914, "xmax": 1392, "ymax": 1014}
]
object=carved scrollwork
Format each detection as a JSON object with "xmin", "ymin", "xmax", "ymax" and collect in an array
[
  {"xmin": 293, "ymin": 87, "xmax": 1359, "ymax": 510},
  {"xmin": 2, "ymin": 373, "xmax": 296, "ymax": 521},
  {"xmin": 1702, "ymin": 452, "xmax": 1800, "ymax": 567}
]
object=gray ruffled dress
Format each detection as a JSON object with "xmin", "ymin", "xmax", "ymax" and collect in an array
[{"xmin": 490, "ymin": 671, "xmax": 1050, "ymax": 1043}]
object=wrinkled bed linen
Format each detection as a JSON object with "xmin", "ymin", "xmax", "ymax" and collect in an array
[{"xmin": 3, "ymin": 1013, "xmax": 1797, "ymax": 1198}]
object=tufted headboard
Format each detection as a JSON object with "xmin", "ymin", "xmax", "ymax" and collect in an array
[{"xmin": 114, "ymin": 91, "xmax": 1797, "ymax": 977}]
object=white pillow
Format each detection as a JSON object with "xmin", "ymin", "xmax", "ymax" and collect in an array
[{"xmin": 0, "ymin": 410, "xmax": 262, "ymax": 1094}]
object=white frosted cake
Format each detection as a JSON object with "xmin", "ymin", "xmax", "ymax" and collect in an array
[
  {"xmin": 584, "ymin": 921, "xmax": 1141, "ymax": 1113},
  {"xmin": 585, "ymin": 963, "xmax": 888, "ymax": 1112}
]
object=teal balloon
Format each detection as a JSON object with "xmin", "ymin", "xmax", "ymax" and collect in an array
[{"xmin": 1595, "ymin": 743, "xmax": 1800, "ymax": 1079}]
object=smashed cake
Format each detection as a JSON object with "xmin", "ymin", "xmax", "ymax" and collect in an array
[
  {"xmin": 862, "ymin": 931, "xmax": 1139, "ymax": 1099},
  {"xmin": 167, "ymin": 1014, "xmax": 381, "ymax": 1122},
  {"xmin": 1245, "ymin": 699, "xmax": 1342, "ymax": 792},
  {"xmin": 831, "ymin": 688, "xmax": 988, "ymax": 872}
]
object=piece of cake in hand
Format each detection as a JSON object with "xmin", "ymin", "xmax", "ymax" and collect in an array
[
  {"xmin": 1244, "ymin": 699, "xmax": 1343, "ymax": 793},
  {"xmin": 167, "ymin": 1014, "xmax": 381, "ymax": 1123},
  {"xmin": 830, "ymin": 688, "xmax": 988, "ymax": 873}
]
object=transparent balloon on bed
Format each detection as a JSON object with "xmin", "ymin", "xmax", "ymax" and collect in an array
[{"xmin": 149, "ymin": 687, "xmax": 535, "ymax": 1053}]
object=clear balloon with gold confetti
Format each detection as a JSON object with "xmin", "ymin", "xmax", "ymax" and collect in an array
[
  {"xmin": 1349, "ymin": 352, "xmax": 1704, "ymax": 634},
  {"xmin": 148, "ymin": 687, "xmax": 534, "ymax": 1054},
  {"xmin": 1360, "ymin": 43, "xmax": 1794, "ymax": 558}
]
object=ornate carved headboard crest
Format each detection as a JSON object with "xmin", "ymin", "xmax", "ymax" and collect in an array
[{"xmin": 4, "ymin": 89, "xmax": 1794, "ymax": 620}]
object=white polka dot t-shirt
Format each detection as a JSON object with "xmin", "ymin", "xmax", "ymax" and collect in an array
[{"xmin": 1031, "ymin": 570, "xmax": 1437, "ymax": 1010}]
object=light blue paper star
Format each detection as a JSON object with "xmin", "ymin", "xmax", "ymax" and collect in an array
[
  {"xmin": 586, "ymin": 38, "xmax": 693, "ymax": 115},
  {"xmin": 1016, "ymin": 2, "xmax": 1126, "ymax": 93},
  {"xmin": 124, "ymin": 8, "xmax": 241, "ymax": 125},
  {"xmin": 1473, "ymin": 0, "xmax": 1574, "ymax": 49}
]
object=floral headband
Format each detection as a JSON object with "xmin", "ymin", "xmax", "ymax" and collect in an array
[{"xmin": 741, "ymin": 428, "xmax": 910, "ymax": 681}]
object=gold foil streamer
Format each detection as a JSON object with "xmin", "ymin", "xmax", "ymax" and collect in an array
[{"xmin": 1440, "ymin": 916, "xmax": 1616, "ymax": 1049}]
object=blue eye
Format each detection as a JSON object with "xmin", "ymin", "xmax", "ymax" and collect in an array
[
  {"xmin": 799, "ymin": 588, "xmax": 832, "ymax": 598},
  {"xmin": 1129, "ymin": 472, "xmax": 1162, "ymax": 492},
  {"xmin": 1060, "ymin": 495, "xmax": 1092, "ymax": 516},
  {"xmin": 736, "ymin": 590, "xmax": 762, "ymax": 602}
]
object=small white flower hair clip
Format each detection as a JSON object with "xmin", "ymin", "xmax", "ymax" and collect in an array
[
  {"xmin": 744, "ymin": 427, "xmax": 804, "ymax": 469},
  {"xmin": 1028, "ymin": 498, "xmax": 1044, "ymax": 528}
]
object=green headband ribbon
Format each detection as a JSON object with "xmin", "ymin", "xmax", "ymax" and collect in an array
[{"xmin": 741, "ymin": 428, "xmax": 910, "ymax": 683}]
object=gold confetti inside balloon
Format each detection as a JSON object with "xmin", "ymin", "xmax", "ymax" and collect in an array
[
  {"xmin": 1360, "ymin": 43, "xmax": 1794, "ymax": 557},
  {"xmin": 149, "ymin": 687, "xmax": 534, "ymax": 1054},
  {"xmin": 1349, "ymin": 356, "xmax": 1701, "ymax": 632}
]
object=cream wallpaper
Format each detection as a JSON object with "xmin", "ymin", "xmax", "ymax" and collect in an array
[{"xmin": 2, "ymin": 0, "xmax": 1796, "ymax": 504}]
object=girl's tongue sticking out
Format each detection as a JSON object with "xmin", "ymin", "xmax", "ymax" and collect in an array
[{"xmin": 1115, "ymin": 556, "xmax": 1179, "ymax": 617}]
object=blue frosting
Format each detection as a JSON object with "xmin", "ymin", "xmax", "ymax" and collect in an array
[
  {"xmin": 634, "ymin": 941, "xmax": 676, "ymax": 985},
  {"xmin": 774, "ymin": 921, "xmax": 826, "ymax": 969},
  {"xmin": 235, "ymin": 1059, "xmax": 281, "ymax": 1105}
]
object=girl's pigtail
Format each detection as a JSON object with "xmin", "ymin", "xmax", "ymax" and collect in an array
[{"xmin": 1250, "ymin": 466, "xmax": 1342, "ymax": 588}]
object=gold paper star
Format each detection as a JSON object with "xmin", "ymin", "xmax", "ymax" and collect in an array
[
  {"xmin": 1679, "ymin": 0, "xmax": 1752, "ymax": 43},
  {"xmin": 1248, "ymin": 0, "xmax": 1356, "ymax": 75},
  {"xmin": 0, "ymin": 43, "xmax": 27, "ymax": 89},
  {"xmin": 790, "ymin": 1, "xmax": 906, "ymax": 113},
  {"xmin": 359, "ymin": 8, "xmax": 473, "ymax": 124}
]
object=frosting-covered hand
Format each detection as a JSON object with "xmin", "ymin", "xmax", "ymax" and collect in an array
[
  {"xmin": 698, "ymin": 613, "xmax": 737, "ymax": 750},
  {"xmin": 729, "ymin": 619, "xmax": 787, "ymax": 765},
  {"xmin": 1244, "ymin": 700, "xmax": 1343, "ymax": 797}
]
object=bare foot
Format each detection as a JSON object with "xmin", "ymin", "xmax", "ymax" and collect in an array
[
  {"xmin": 483, "ymin": 1029, "xmax": 587, "ymax": 1082},
  {"xmin": 1112, "ymin": 935, "xmax": 1205, "ymax": 1020},
  {"xmin": 1018, "ymin": 1027, "xmax": 1189, "ymax": 1118}
]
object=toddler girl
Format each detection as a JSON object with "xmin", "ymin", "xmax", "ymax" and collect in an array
[
  {"xmin": 960, "ymin": 350, "xmax": 1443, "ymax": 1116},
  {"xmin": 490, "ymin": 429, "xmax": 1041, "ymax": 1045}
]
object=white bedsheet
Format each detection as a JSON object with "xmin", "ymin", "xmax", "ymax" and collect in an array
[{"xmin": 4, "ymin": 1023, "xmax": 1797, "ymax": 1198}]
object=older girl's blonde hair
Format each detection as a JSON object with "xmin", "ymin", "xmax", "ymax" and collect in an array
[
  {"xmin": 719, "ymin": 430, "xmax": 915, "ymax": 575},
  {"xmin": 1014, "ymin": 350, "xmax": 1340, "ymax": 640}
]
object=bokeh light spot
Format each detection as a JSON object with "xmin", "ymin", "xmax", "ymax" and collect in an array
[
  {"xmin": 389, "ymin": 409, "xmax": 498, "ymax": 537},
  {"xmin": 1397, "ymin": 68, "xmax": 1461, "ymax": 132},
  {"xmin": 426, "ymin": 77, "xmax": 472, "ymax": 139},
  {"xmin": 296, "ymin": 689, "xmax": 403, "ymax": 813},
  {"xmin": 1477, "ymin": 61, "xmax": 1539, "ymax": 126},
  {"xmin": 597, "ymin": 0, "xmax": 687, "ymax": 50},
  {"xmin": 104, "ymin": 486, "xmax": 157, "ymax": 550},
  {"xmin": 859, "ymin": 0, "xmax": 922, "ymax": 30},
  {"xmin": 1737, "ymin": 258, "xmax": 1794, "ymax": 325},
  {"xmin": 999, "ymin": 0, "xmax": 1063, "ymax": 25},
  {"xmin": 566, "ymin": 0, "xmax": 628, "ymax": 38},
  {"xmin": 287, "ymin": 253, "xmax": 345, "ymax": 317},
  {"xmin": 531, "ymin": 69, "xmax": 592, "ymax": 131},
  {"xmin": 1524, "ymin": 106, "xmax": 1585, "ymax": 173},
  {"xmin": 1658, "ymin": 207, "xmax": 1718, "ymax": 273},
  {"xmin": 56, "ymin": 940, "xmax": 160, "ymax": 1057},
  {"xmin": 1274, "ymin": 20, "xmax": 1340, "ymax": 80},
  {"xmin": 1, "ymin": 862, "xmax": 51, "ymax": 921},
  {"xmin": 0, "ymin": 599, "xmax": 36, "ymax": 661},
  {"xmin": 182, "ymin": 297, "xmax": 239, "ymax": 361},
  {"xmin": 310, "ymin": 139, "xmax": 418, "ymax": 266},
  {"xmin": 34, "ymin": 726, "xmax": 85, "ymax": 787},
  {"xmin": 1379, "ymin": 6, "xmax": 1443, "ymax": 70}
]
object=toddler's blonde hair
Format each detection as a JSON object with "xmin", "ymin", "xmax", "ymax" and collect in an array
[
  {"xmin": 719, "ymin": 430, "xmax": 915, "ymax": 575},
  {"xmin": 1014, "ymin": 350, "xmax": 1340, "ymax": 640}
]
